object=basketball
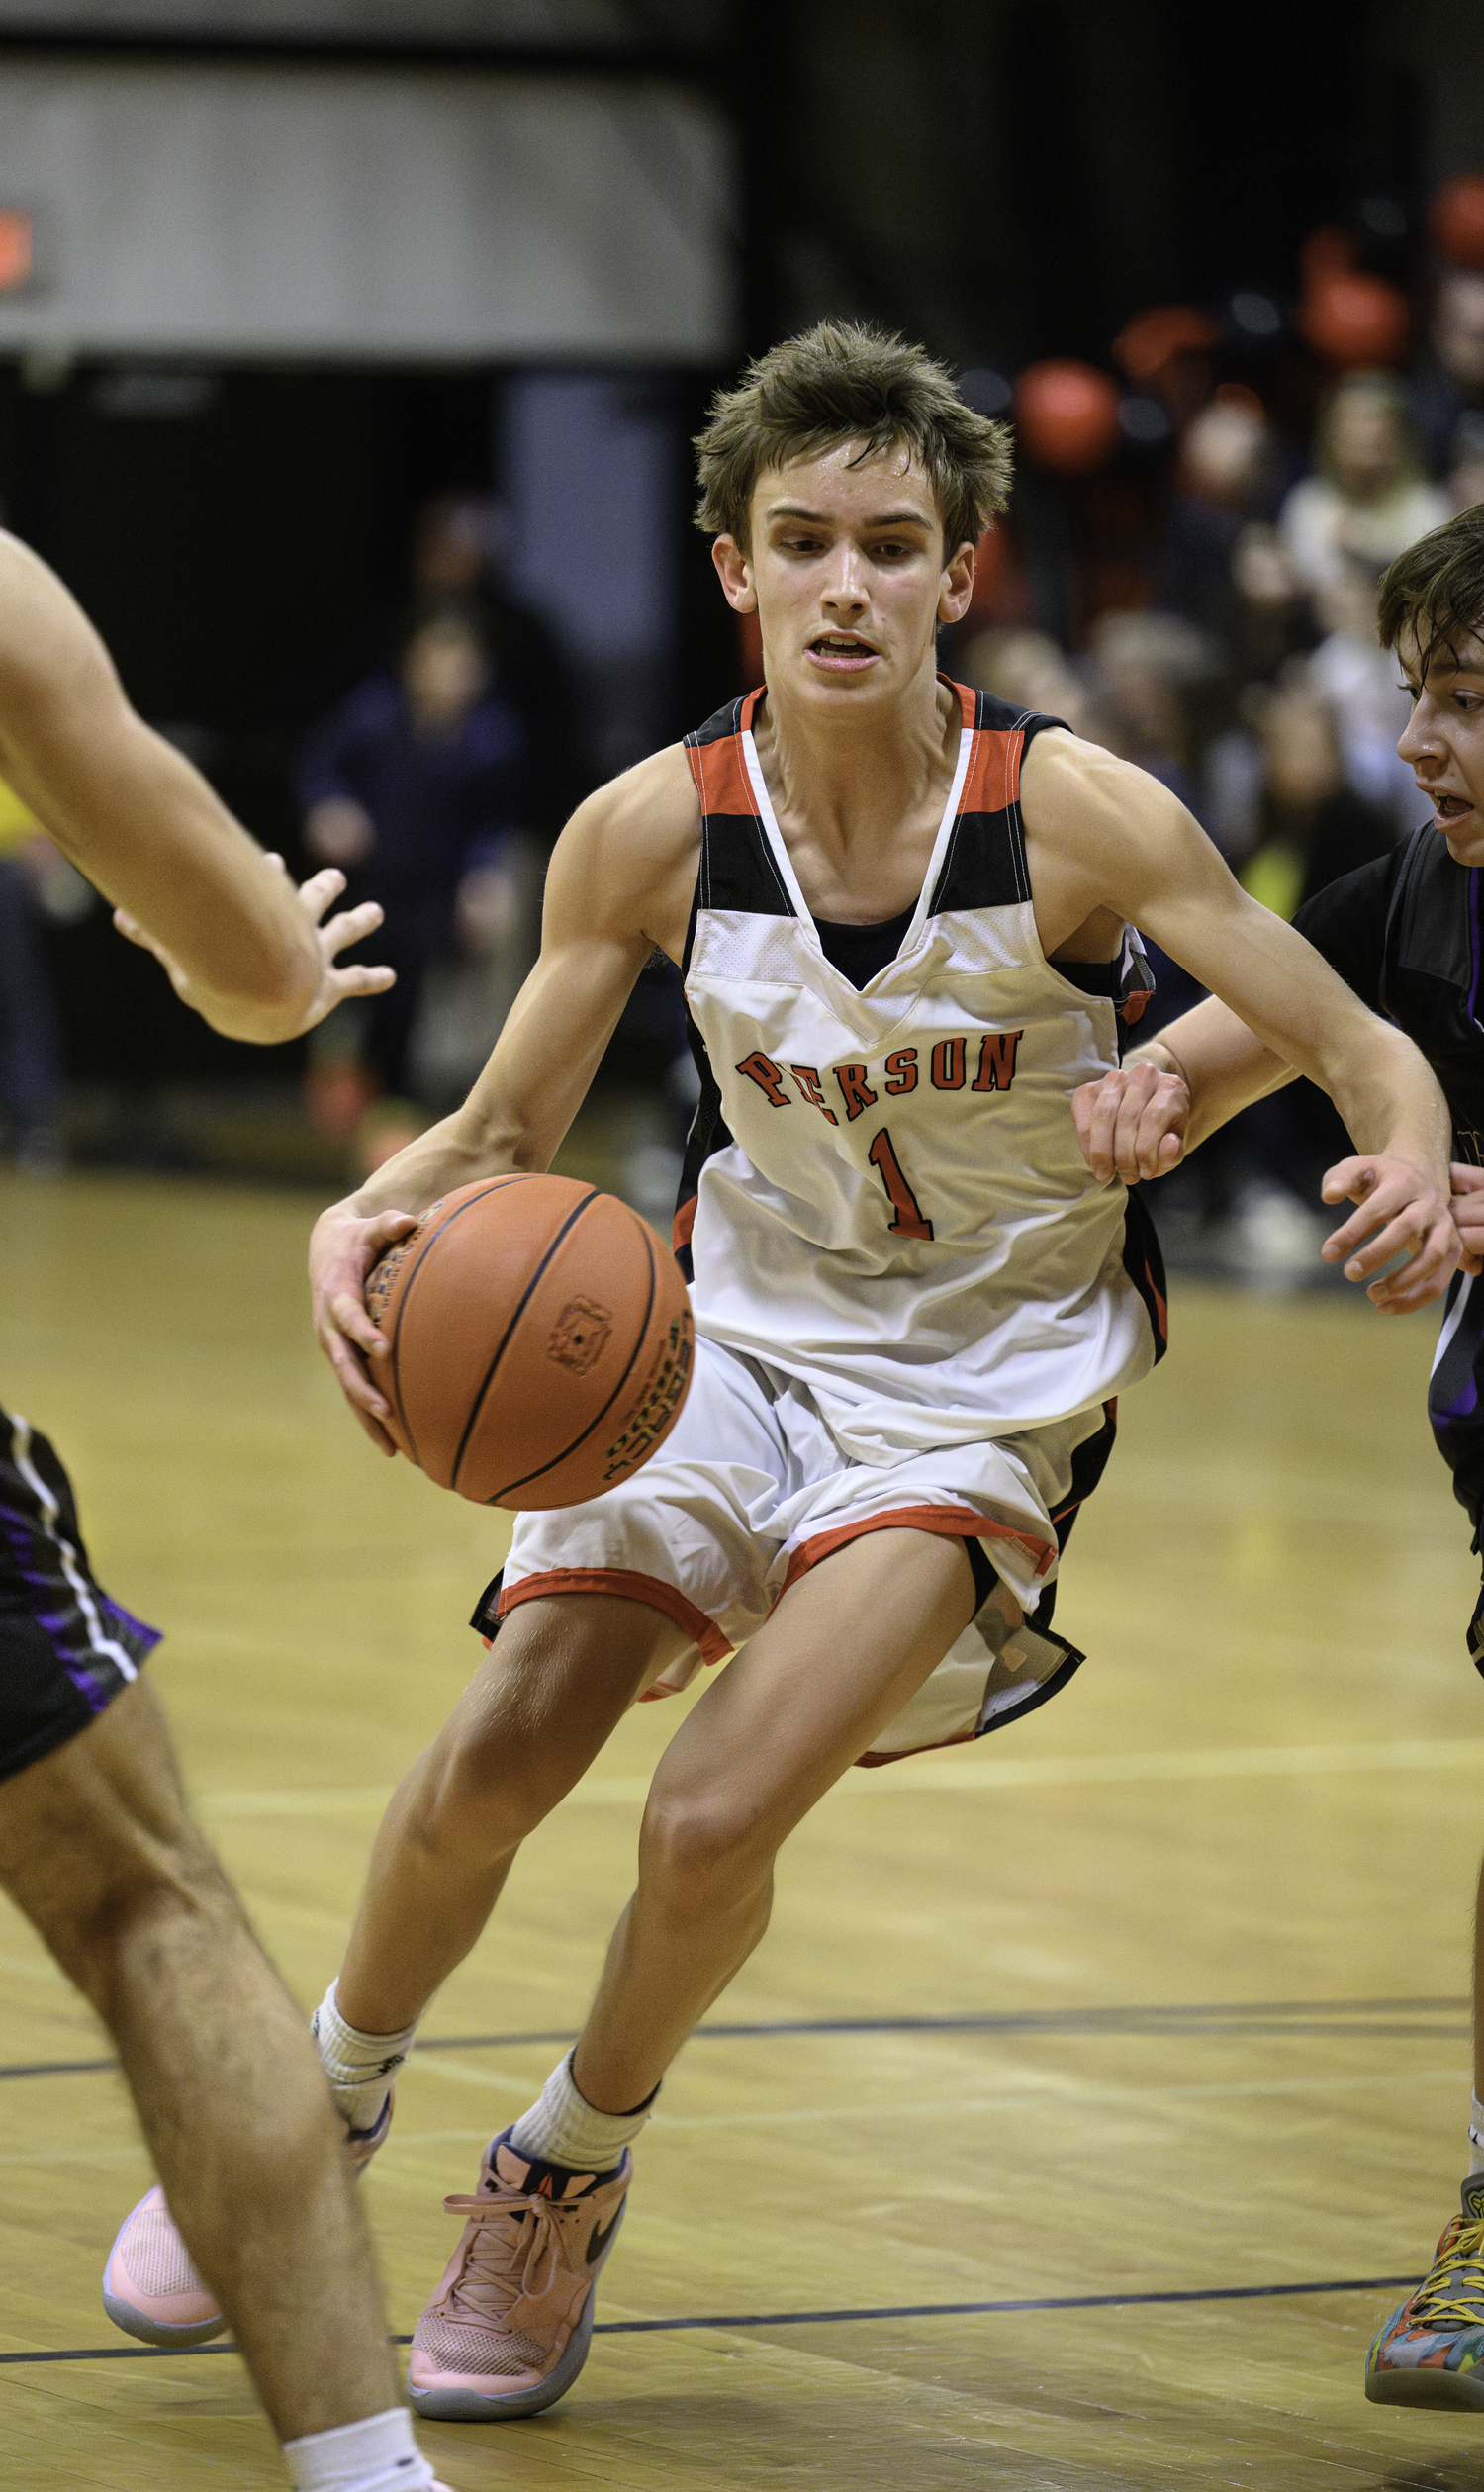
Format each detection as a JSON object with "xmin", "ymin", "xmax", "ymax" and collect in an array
[{"xmin": 364, "ymin": 1174, "xmax": 695, "ymax": 1509}]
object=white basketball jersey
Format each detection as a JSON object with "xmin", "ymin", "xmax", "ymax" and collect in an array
[{"xmin": 673, "ymin": 681, "xmax": 1167, "ymax": 1464}]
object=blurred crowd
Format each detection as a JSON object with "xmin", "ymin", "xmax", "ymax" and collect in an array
[
  {"xmin": 938, "ymin": 173, "xmax": 1484, "ymax": 1271},
  {"xmin": 5, "ymin": 173, "xmax": 1484, "ymax": 1275}
]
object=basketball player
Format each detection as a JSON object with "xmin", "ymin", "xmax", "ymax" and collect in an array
[
  {"xmin": 1074, "ymin": 501, "xmax": 1484, "ymax": 2414},
  {"xmin": 0, "ymin": 536, "xmax": 455, "ymax": 2492},
  {"xmin": 111, "ymin": 323, "xmax": 1459, "ymax": 2420}
]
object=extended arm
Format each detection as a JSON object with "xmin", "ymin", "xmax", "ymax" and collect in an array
[
  {"xmin": 310, "ymin": 746, "xmax": 700, "ymax": 1446},
  {"xmin": 1074, "ymin": 997, "xmax": 1294, "ymax": 1184},
  {"xmin": 1024, "ymin": 737, "xmax": 1457, "ymax": 1309},
  {"xmin": 0, "ymin": 533, "xmax": 387, "ymax": 1042}
]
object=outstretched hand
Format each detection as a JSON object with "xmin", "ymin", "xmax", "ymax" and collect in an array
[
  {"xmin": 1320, "ymin": 1154, "xmax": 1459, "ymax": 1311},
  {"xmin": 114, "ymin": 859, "xmax": 395, "ymax": 1041},
  {"xmin": 1072, "ymin": 1060, "xmax": 1192, "ymax": 1185},
  {"xmin": 309, "ymin": 1201, "xmax": 420, "ymax": 1453}
]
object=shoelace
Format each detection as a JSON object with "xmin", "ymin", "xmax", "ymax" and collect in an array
[
  {"xmin": 1410, "ymin": 2219, "xmax": 1484, "ymax": 2328},
  {"xmin": 439, "ymin": 2188, "xmax": 589, "ymax": 2324}
]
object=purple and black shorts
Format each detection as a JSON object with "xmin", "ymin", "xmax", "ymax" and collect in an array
[{"xmin": 0, "ymin": 1404, "xmax": 160, "ymax": 1784}]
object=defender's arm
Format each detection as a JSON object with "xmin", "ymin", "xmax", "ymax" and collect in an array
[
  {"xmin": 1027, "ymin": 737, "xmax": 1456, "ymax": 1308},
  {"xmin": 1074, "ymin": 998, "xmax": 1294, "ymax": 1184},
  {"xmin": 0, "ymin": 534, "xmax": 373, "ymax": 1042}
]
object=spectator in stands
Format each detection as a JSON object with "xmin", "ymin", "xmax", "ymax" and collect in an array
[
  {"xmin": 1239, "ymin": 668, "xmax": 1397, "ymax": 922},
  {"xmin": 1159, "ymin": 391, "xmax": 1283, "ymax": 643},
  {"xmin": 1082, "ymin": 609, "xmax": 1223, "ymax": 817},
  {"xmin": 1308, "ymin": 555, "xmax": 1420, "ymax": 832},
  {"xmin": 410, "ymin": 496, "xmax": 588, "ymax": 844},
  {"xmin": 1225, "ymin": 522, "xmax": 1315, "ymax": 686},
  {"xmin": 1413, "ymin": 265, "xmax": 1484, "ymax": 479},
  {"xmin": 297, "ymin": 600, "xmax": 526, "ymax": 1136},
  {"xmin": 959, "ymin": 626, "xmax": 1095, "ymax": 735},
  {"xmin": 1447, "ymin": 417, "xmax": 1484, "ymax": 517},
  {"xmin": 1280, "ymin": 373, "xmax": 1448, "ymax": 604}
]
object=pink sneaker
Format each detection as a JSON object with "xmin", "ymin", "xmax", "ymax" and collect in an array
[
  {"xmin": 101, "ymin": 2091, "xmax": 394, "ymax": 2348},
  {"xmin": 408, "ymin": 2131, "xmax": 632, "ymax": 2420}
]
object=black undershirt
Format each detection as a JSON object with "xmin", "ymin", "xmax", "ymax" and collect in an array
[
  {"xmin": 812, "ymin": 903, "xmax": 916, "ymax": 989},
  {"xmin": 814, "ymin": 904, "xmax": 1123, "ymax": 1002}
]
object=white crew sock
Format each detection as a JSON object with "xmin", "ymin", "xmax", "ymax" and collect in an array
[
  {"xmin": 312, "ymin": 1982, "xmax": 418, "ymax": 2134},
  {"xmin": 283, "ymin": 2406, "xmax": 433, "ymax": 2492},
  {"xmin": 508, "ymin": 2048, "xmax": 658, "ymax": 2173},
  {"xmin": 1469, "ymin": 2092, "xmax": 1484, "ymax": 2176}
]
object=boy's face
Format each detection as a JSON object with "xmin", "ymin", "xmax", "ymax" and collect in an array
[
  {"xmin": 710, "ymin": 441, "xmax": 974, "ymax": 711},
  {"xmin": 1396, "ymin": 621, "xmax": 1484, "ymax": 867}
]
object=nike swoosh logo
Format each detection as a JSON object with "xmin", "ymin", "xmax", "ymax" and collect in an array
[{"xmin": 587, "ymin": 2208, "xmax": 623, "ymax": 2265}]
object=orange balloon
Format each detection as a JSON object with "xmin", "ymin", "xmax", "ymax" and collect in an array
[
  {"xmin": 1013, "ymin": 360, "xmax": 1122, "ymax": 476},
  {"xmin": 1431, "ymin": 174, "xmax": 1484, "ymax": 272},
  {"xmin": 1298, "ymin": 272, "xmax": 1410, "ymax": 369},
  {"xmin": 1112, "ymin": 305, "xmax": 1219, "ymax": 385}
]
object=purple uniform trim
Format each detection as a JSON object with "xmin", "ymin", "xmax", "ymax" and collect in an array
[{"xmin": 0, "ymin": 1407, "xmax": 161, "ymax": 1773}]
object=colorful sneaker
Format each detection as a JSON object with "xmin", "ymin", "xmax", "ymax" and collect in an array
[
  {"xmin": 101, "ymin": 2090, "xmax": 395, "ymax": 2348},
  {"xmin": 408, "ymin": 2131, "xmax": 632, "ymax": 2420},
  {"xmin": 1366, "ymin": 2175, "xmax": 1484, "ymax": 2408}
]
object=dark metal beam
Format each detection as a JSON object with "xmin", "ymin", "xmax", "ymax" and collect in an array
[{"xmin": 0, "ymin": 22, "xmax": 724, "ymax": 82}]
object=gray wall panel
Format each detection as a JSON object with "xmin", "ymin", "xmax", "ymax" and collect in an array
[{"xmin": 0, "ymin": 60, "xmax": 733, "ymax": 358}]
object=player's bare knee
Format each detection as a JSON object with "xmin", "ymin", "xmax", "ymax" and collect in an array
[{"xmin": 638, "ymin": 1784, "xmax": 775, "ymax": 1908}]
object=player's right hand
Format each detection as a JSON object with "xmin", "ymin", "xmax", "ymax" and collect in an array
[
  {"xmin": 310, "ymin": 1202, "xmax": 419, "ymax": 1452},
  {"xmin": 1451, "ymin": 1161, "xmax": 1484, "ymax": 1278},
  {"xmin": 1072, "ymin": 1060, "xmax": 1191, "ymax": 1184}
]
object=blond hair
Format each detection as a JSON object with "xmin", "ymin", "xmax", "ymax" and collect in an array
[{"xmin": 694, "ymin": 321, "xmax": 1013, "ymax": 557}]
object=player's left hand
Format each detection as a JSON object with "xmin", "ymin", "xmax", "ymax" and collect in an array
[
  {"xmin": 114, "ymin": 858, "xmax": 395, "ymax": 1040},
  {"xmin": 1320, "ymin": 1154, "xmax": 1460, "ymax": 1311},
  {"xmin": 1450, "ymin": 1161, "xmax": 1484, "ymax": 1278},
  {"xmin": 1072, "ymin": 1060, "xmax": 1191, "ymax": 1184}
]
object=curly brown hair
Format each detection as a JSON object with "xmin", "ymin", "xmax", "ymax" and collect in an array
[
  {"xmin": 1376, "ymin": 502, "xmax": 1484, "ymax": 674},
  {"xmin": 694, "ymin": 321, "xmax": 1013, "ymax": 558}
]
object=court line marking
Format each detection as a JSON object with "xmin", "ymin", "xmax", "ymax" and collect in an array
[
  {"xmin": 0, "ymin": 2274, "xmax": 1427, "ymax": 2364},
  {"xmin": 191, "ymin": 1734, "xmax": 1484, "ymax": 1815},
  {"xmin": 1, "ymin": 1997, "xmax": 1467, "ymax": 2082}
]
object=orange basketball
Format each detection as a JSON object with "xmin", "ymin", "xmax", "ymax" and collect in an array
[{"xmin": 365, "ymin": 1175, "xmax": 695, "ymax": 1510}]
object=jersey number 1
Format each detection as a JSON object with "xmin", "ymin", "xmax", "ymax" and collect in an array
[{"xmin": 868, "ymin": 1127, "xmax": 934, "ymax": 1241}]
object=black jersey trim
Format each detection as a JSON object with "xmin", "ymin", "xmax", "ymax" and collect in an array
[
  {"xmin": 701, "ymin": 814, "xmax": 796, "ymax": 919},
  {"xmin": 686, "ymin": 696, "xmax": 746, "ymax": 750},
  {"xmin": 927, "ymin": 810, "xmax": 1031, "ymax": 913},
  {"xmin": 673, "ymin": 1006, "xmax": 731, "ymax": 1284},
  {"xmin": 1120, "ymin": 1190, "xmax": 1168, "ymax": 1365}
]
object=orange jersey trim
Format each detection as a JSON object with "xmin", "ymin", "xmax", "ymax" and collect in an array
[
  {"xmin": 856, "ymin": 1730, "xmax": 977, "ymax": 1768},
  {"xmin": 684, "ymin": 687, "xmax": 768, "ymax": 819},
  {"xmin": 779, "ymin": 1501, "xmax": 1056, "ymax": 1601},
  {"xmin": 496, "ymin": 1566, "xmax": 731, "ymax": 1665}
]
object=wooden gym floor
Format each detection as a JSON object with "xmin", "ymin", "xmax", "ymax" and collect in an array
[{"xmin": 3, "ymin": 1167, "xmax": 1484, "ymax": 2491}]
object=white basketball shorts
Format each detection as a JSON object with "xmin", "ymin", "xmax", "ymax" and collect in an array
[{"xmin": 486, "ymin": 1333, "xmax": 1116, "ymax": 1764}]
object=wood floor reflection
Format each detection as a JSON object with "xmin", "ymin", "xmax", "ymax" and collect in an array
[{"xmin": 1, "ymin": 1168, "xmax": 1481, "ymax": 2490}]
